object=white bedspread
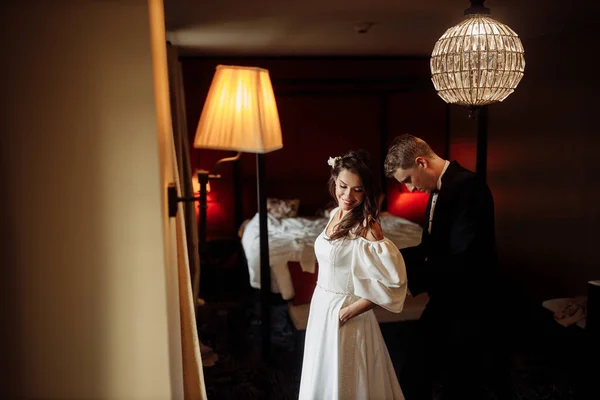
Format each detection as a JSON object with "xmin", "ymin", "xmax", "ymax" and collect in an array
[{"xmin": 241, "ymin": 212, "xmax": 422, "ymax": 300}]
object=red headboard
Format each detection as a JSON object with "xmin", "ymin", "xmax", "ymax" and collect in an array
[{"xmin": 386, "ymin": 180, "xmax": 429, "ymax": 226}]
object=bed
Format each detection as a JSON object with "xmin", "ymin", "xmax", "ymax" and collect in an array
[
  {"xmin": 239, "ymin": 208, "xmax": 429, "ymax": 329},
  {"xmin": 239, "ymin": 210, "xmax": 423, "ymax": 300}
]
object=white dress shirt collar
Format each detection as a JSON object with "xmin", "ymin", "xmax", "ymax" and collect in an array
[{"xmin": 437, "ymin": 160, "xmax": 450, "ymax": 191}]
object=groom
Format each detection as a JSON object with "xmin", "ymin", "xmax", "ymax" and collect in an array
[{"xmin": 384, "ymin": 134, "xmax": 507, "ymax": 399}]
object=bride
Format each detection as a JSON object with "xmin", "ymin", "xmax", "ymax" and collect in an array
[{"xmin": 298, "ymin": 149, "xmax": 407, "ymax": 400}]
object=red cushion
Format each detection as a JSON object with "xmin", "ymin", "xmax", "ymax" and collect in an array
[
  {"xmin": 386, "ymin": 182, "xmax": 429, "ymax": 225},
  {"xmin": 288, "ymin": 261, "xmax": 318, "ymax": 305}
]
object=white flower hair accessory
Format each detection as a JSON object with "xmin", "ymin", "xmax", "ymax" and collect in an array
[{"xmin": 327, "ymin": 156, "xmax": 341, "ymax": 168}]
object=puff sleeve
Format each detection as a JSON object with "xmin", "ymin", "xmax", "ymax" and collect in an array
[{"xmin": 351, "ymin": 237, "xmax": 408, "ymax": 313}]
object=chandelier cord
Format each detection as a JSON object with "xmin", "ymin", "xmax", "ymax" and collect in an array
[{"xmin": 465, "ymin": 0, "xmax": 490, "ymax": 15}]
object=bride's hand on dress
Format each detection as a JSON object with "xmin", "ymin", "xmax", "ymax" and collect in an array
[
  {"xmin": 339, "ymin": 299, "xmax": 376, "ymax": 326},
  {"xmin": 339, "ymin": 306, "xmax": 354, "ymax": 326}
]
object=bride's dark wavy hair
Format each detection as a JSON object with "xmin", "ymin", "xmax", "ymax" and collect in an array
[{"xmin": 327, "ymin": 149, "xmax": 381, "ymax": 241}]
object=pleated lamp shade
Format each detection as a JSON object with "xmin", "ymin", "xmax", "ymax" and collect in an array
[
  {"xmin": 430, "ymin": 13, "xmax": 525, "ymax": 106},
  {"xmin": 194, "ymin": 65, "xmax": 283, "ymax": 154}
]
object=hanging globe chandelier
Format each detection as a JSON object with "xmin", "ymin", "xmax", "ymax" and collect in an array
[{"xmin": 430, "ymin": 0, "xmax": 525, "ymax": 107}]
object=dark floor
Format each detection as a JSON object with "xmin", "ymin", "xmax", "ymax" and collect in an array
[{"xmin": 197, "ymin": 241, "xmax": 596, "ymax": 400}]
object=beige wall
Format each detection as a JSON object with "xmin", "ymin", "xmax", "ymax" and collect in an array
[
  {"xmin": 449, "ymin": 24, "xmax": 600, "ymax": 301},
  {"xmin": 1, "ymin": 0, "xmax": 183, "ymax": 398}
]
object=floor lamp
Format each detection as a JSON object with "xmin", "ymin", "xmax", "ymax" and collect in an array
[{"xmin": 194, "ymin": 65, "xmax": 283, "ymax": 359}]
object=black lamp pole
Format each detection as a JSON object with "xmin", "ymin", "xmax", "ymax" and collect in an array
[{"xmin": 256, "ymin": 153, "xmax": 271, "ymax": 359}]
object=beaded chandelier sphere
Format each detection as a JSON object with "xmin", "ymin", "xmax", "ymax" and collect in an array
[{"xmin": 430, "ymin": 1, "xmax": 525, "ymax": 106}]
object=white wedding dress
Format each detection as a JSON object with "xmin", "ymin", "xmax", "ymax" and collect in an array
[{"xmin": 298, "ymin": 207, "xmax": 407, "ymax": 400}]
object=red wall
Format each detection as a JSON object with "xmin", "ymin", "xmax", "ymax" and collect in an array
[{"xmin": 181, "ymin": 57, "xmax": 449, "ymax": 239}]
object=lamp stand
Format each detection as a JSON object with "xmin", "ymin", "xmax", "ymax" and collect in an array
[{"xmin": 256, "ymin": 153, "xmax": 272, "ymax": 359}]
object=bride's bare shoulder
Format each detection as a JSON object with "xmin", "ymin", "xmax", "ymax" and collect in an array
[{"xmin": 363, "ymin": 219, "xmax": 384, "ymax": 241}]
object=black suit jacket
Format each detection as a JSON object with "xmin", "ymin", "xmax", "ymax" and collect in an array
[{"xmin": 401, "ymin": 161, "xmax": 498, "ymax": 307}]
